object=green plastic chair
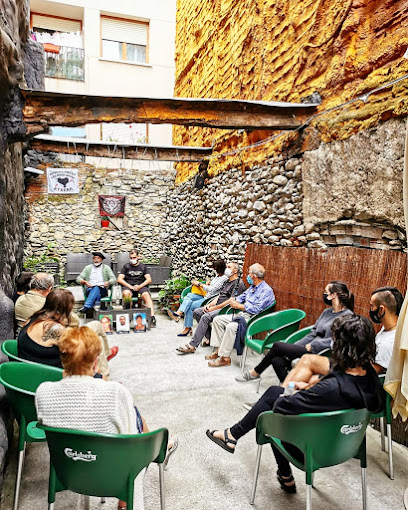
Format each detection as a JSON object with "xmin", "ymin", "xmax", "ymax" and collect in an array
[
  {"xmin": 29, "ymin": 423, "xmax": 168, "ymax": 510},
  {"xmin": 372, "ymin": 375, "xmax": 394, "ymax": 479},
  {"xmin": 1, "ymin": 340, "xmax": 65, "ymax": 370},
  {"xmin": 82, "ymin": 286, "xmax": 113, "ymax": 308},
  {"xmin": 0, "ymin": 362, "xmax": 63, "ymax": 510},
  {"xmin": 285, "ymin": 325, "xmax": 313, "ymax": 344},
  {"xmin": 241, "ymin": 308, "xmax": 306, "ymax": 372},
  {"xmin": 179, "ymin": 285, "xmax": 192, "ymax": 304},
  {"xmin": 252, "ymin": 408, "xmax": 370, "ymax": 509}
]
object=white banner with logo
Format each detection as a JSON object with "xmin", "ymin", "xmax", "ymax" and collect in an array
[{"xmin": 47, "ymin": 168, "xmax": 79, "ymax": 194}]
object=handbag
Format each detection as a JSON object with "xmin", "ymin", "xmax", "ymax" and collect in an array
[{"xmin": 191, "ymin": 284, "xmax": 206, "ymax": 297}]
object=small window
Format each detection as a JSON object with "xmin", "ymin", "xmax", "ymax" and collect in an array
[{"xmin": 101, "ymin": 16, "xmax": 148, "ymax": 64}]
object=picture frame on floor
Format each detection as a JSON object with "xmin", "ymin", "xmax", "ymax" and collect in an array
[
  {"xmin": 116, "ymin": 313, "xmax": 130, "ymax": 334},
  {"xmin": 133, "ymin": 312, "xmax": 147, "ymax": 333}
]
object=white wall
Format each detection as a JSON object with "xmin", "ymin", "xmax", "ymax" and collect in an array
[{"xmin": 32, "ymin": 0, "xmax": 176, "ymax": 148}]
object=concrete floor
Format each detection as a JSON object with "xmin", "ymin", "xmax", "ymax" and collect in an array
[{"xmin": 2, "ymin": 312, "xmax": 408, "ymax": 510}]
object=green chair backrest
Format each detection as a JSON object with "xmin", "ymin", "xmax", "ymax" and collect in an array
[
  {"xmin": 0, "ymin": 362, "xmax": 63, "ymax": 448},
  {"xmin": 1, "ymin": 339, "xmax": 19, "ymax": 361},
  {"xmin": 39, "ymin": 424, "xmax": 168, "ymax": 502},
  {"xmin": 180, "ymin": 285, "xmax": 192, "ymax": 304},
  {"xmin": 256, "ymin": 408, "xmax": 370, "ymax": 475},
  {"xmin": 246, "ymin": 309, "xmax": 306, "ymax": 349},
  {"xmin": 201, "ymin": 294, "xmax": 219, "ymax": 308},
  {"xmin": 285, "ymin": 325, "xmax": 313, "ymax": 344},
  {"xmin": 372, "ymin": 375, "xmax": 392, "ymax": 422}
]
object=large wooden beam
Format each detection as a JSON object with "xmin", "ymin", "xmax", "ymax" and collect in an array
[
  {"xmin": 22, "ymin": 89, "xmax": 317, "ymax": 136},
  {"xmin": 31, "ymin": 135, "xmax": 212, "ymax": 162}
]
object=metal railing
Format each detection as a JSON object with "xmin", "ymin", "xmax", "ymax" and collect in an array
[{"xmin": 44, "ymin": 46, "xmax": 85, "ymax": 81}]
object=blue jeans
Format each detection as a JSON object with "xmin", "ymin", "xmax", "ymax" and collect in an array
[
  {"xmin": 84, "ymin": 286, "xmax": 107, "ymax": 309},
  {"xmin": 179, "ymin": 293, "xmax": 205, "ymax": 328}
]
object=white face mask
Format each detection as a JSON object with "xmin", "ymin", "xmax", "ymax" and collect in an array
[
  {"xmin": 93, "ymin": 262, "xmax": 102, "ymax": 267},
  {"xmin": 130, "ymin": 258, "xmax": 138, "ymax": 265},
  {"xmin": 224, "ymin": 268, "xmax": 233, "ymax": 277}
]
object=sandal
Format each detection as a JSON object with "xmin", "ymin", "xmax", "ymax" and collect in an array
[
  {"xmin": 205, "ymin": 351, "xmax": 219, "ymax": 360},
  {"xmin": 201, "ymin": 340, "xmax": 210, "ymax": 347},
  {"xmin": 206, "ymin": 429, "xmax": 236, "ymax": 454},
  {"xmin": 118, "ymin": 502, "xmax": 127, "ymax": 509},
  {"xmin": 277, "ymin": 470, "xmax": 297, "ymax": 494},
  {"xmin": 163, "ymin": 436, "xmax": 179, "ymax": 470},
  {"xmin": 208, "ymin": 356, "xmax": 231, "ymax": 367},
  {"xmin": 176, "ymin": 344, "xmax": 196, "ymax": 354}
]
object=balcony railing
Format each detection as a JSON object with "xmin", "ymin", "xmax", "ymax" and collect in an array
[{"xmin": 44, "ymin": 46, "xmax": 85, "ymax": 81}]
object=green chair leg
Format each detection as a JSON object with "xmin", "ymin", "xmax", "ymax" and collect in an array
[
  {"xmin": 84, "ymin": 496, "xmax": 90, "ymax": 510},
  {"xmin": 250, "ymin": 444, "xmax": 263, "ymax": 505},
  {"xmin": 241, "ymin": 346, "xmax": 248, "ymax": 372},
  {"xmin": 306, "ymin": 484, "xmax": 312, "ymax": 510},
  {"xmin": 380, "ymin": 417, "xmax": 385, "ymax": 451}
]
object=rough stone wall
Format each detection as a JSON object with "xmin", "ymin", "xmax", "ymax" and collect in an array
[
  {"xmin": 167, "ymin": 117, "xmax": 406, "ymax": 276},
  {"xmin": 25, "ymin": 163, "xmax": 174, "ymax": 270},
  {"xmin": 174, "ymin": 0, "xmax": 408, "ymax": 182}
]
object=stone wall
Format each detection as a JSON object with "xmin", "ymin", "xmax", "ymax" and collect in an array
[
  {"xmin": 25, "ymin": 162, "xmax": 174, "ymax": 272},
  {"xmin": 167, "ymin": 118, "xmax": 406, "ymax": 276}
]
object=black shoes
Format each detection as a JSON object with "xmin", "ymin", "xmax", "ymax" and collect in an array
[{"xmin": 150, "ymin": 316, "xmax": 157, "ymax": 328}]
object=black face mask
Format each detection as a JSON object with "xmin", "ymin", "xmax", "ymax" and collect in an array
[
  {"xmin": 323, "ymin": 293, "xmax": 332, "ymax": 305},
  {"xmin": 370, "ymin": 307, "xmax": 385, "ymax": 324}
]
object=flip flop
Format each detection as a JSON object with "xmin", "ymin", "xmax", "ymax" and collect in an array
[
  {"xmin": 163, "ymin": 437, "xmax": 179, "ymax": 470},
  {"xmin": 206, "ymin": 429, "xmax": 236, "ymax": 454}
]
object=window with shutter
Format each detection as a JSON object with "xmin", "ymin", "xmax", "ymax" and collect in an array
[
  {"xmin": 101, "ymin": 16, "xmax": 148, "ymax": 64},
  {"xmin": 32, "ymin": 14, "xmax": 81, "ymax": 33}
]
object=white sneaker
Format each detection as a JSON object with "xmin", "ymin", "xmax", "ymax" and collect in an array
[
  {"xmin": 235, "ymin": 370, "xmax": 260, "ymax": 383},
  {"xmin": 242, "ymin": 402, "xmax": 256, "ymax": 411}
]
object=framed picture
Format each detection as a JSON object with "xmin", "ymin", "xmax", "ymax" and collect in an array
[
  {"xmin": 133, "ymin": 312, "xmax": 147, "ymax": 333},
  {"xmin": 99, "ymin": 314, "xmax": 114, "ymax": 334},
  {"xmin": 116, "ymin": 313, "xmax": 130, "ymax": 334}
]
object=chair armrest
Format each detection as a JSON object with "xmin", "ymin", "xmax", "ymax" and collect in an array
[{"xmin": 27, "ymin": 421, "xmax": 46, "ymax": 442}]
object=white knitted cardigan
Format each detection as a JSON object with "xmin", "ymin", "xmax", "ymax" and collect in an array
[{"xmin": 36, "ymin": 375, "xmax": 137, "ymax": 434}]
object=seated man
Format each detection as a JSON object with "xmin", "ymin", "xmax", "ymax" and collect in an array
[
  {"xmin": 15, "ymin": 273, "xmax": 54, "ymax": 331},
  {"xmin": 281, "ymin": 286, "xmax": 403, "ymax": 388},
  {"xmin": 117, "ymin": 249, "xmax": 156, "ymax": 328},
  {"xmin": 206, "ymin": 263, "xmax": 275, "ymax": 367},
  {"xmin": 77, "ymin": 252, "xmax": 116, "ymax": 313},
  {"xmin": 176, "ymin": 261, "xmax": 246, "ymax": 354}
]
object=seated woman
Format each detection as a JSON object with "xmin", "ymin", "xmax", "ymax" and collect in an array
[
  {"xmin": 236, "ymin": 280, "xmax": 354, "ymax": 384},
  {"xmin": 36, "ymin": 326, "xmax": 178, "ymax": 510},
  {"xmin": 11, "ymin": 271, "xmax": 34, "ymax": 304},
  {"xmin": 169, "ymin": 259, "xmax": 228, "ymax": 337},
  {"xmin": 17, "ymin": 289, "xmax": 112, "ymax": 378},
  {"xmin": 206, "ymin": 314, "xmax": 384, "ymax": 493}
]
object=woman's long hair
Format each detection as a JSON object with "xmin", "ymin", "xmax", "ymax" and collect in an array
[
  {"xmin": 328, "ymin": 281, "xmax": 354, "ymax": 311},
  {"xmin": 330, "ymin": 314, "xmax": 376, "ymax": 371},
  {"xmin": 30, "ymin": 289, "xmax": 75, "ymax": 328}
]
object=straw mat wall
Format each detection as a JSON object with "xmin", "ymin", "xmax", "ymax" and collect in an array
[{"xmin": 243, "ymin": 245, "xmax": 407, "ymax": 326}]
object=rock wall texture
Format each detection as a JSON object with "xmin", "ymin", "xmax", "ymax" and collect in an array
[
  {"xmin": 25, "ymin": 163, "xmax": 174, "ymax": 270},
  {"xmin": 167, "ymin": 117, "xmax": 406, "ymax": 276},
  {"xmin": 174, "ymin": 0, "xmax": 408, "ymax": 182}
]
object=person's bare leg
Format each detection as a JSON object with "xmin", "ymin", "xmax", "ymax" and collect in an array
[
  {"xmin": 141, "ymin": 291, "xmax": 155, "ymax": 316},
  {"xmin": 282, "ymin": 354, "xmax": 330, "ymax": 388},
  {"xmin": 123, "ymin": 289, "xmax": 132, "ymax": 299}
]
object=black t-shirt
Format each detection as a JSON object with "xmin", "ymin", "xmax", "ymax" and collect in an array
[
  {"xmin": 217, "ymin": 278, "xmax": 246, "ymax": 304},
  {"xmin": 120, "ymin": 263, "xmax": 148, "ymax": 286}
]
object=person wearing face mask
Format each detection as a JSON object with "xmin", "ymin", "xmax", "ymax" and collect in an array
[
  {"xmin": 275, "ymin": 286, "xmax": 404, "ymax": 389},
  {"xmin": 168, "ymin": 260, "xmax": 228, "ymax": 336},
  {"xmin": 77, "ymin": 252, "xmax": 116, "ymax": 314},
  {"xmin": 176, "ymin": 261, "xmax": 246, "ymax": 354},
  {"xmin": 206, "ymin": 263, "xmax": 275, "ymax": 367},
  {"xmin": 117, "ymin": 249, "xmax": 157, "ymax": 328},
  {"xmin": 236, "ymin": 281, "xmax": 354, "ymax": 384}
]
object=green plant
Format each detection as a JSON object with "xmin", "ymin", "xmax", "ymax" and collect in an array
[
  {"xmin": 141, "ymin": 256, "xmax": 160, "ymax": 264},
  {"xmin": 101, "ymin": 216, "xmax": 109, "ymax": 221},
  {"xmin": 158, "ymin": 274, "xmax": 190, "ymax": 311},
  {"xmin": 24, "ymin": 244, "xmax": 59, "ymax": 272}
]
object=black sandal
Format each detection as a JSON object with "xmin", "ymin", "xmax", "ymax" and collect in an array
[
  {"xmin": 206, "ymin": 429, "xmax": 237, "ymax": 454},
  {"xmin": 277, "ymin": 470, "xmax": 297, "ymax": 494}
]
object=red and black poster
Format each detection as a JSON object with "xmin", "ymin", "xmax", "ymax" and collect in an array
[{"xmin": 98, "ymin": 195, "xmax": 126, "ymax": 217}]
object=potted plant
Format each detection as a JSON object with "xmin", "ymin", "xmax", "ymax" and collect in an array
[
  {"xmin": 158, "ymin": 274, "xmax": 190, "ymax": 312},
  {"xmin": 123, "ymin": 295, "xmax": 132, "ymax": 310},
  {"xmin": 24, "ymin": 243, "xmax": 61, "ymax": 285},
  {"xmin": 101, "ymin": 216, "xmax": 110, "ymax": 228}
]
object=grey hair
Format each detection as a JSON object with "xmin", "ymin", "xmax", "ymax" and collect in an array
[
  {"xmin": 31, "ymin": 273, "xmax": 55, "ymax": 291},
  {"xmin": 249, "ymin": 263, "xmax": 265, "ymax": 279},
  {"xmin": 228, "ymin": 261, "xmax": 239, "ymax": 271}
]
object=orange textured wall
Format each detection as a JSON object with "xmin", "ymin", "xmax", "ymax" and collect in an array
[{"xmin": 174, "ymin": 0, "xmax": 408, "ymax": 182}]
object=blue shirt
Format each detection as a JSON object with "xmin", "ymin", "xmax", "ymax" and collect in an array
[{"xmin": 236, "ymin": 280, "xmax": 275, "ymax": 315}]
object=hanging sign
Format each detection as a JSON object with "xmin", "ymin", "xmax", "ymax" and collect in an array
[
  {"xmin": 47, "ymin": 168, "xmax": 79, "ymax": 194},
  {"xmin": 98, "ymin": 195, "xmax": 126, "ymax": 217}
]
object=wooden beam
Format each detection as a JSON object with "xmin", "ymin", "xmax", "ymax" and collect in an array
[
  {"xmin": 31, "ymin": 135, "xmax": 212, "ymax": 162},
  {"xmin": 22, "ymin": 89, "xmax": 317, "ymax": 136}
]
